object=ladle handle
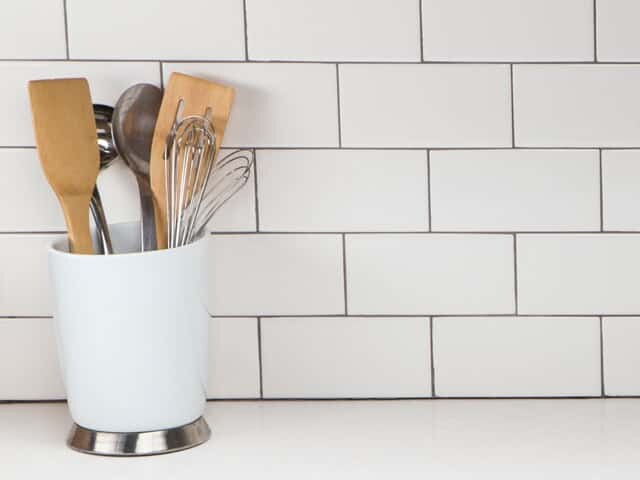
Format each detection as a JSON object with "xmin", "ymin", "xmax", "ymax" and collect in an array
[
  {"xmin": 137, "ymin": 176, "xmax": 157, "ymax": 252},
  {"xmin": 90, "ymin": 187, "xmax": 113, "ymax": 254}
]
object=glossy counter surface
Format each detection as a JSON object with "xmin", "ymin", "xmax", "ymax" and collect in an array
[{"xmin": 3, "ymin": 399, "xmax": 640, "ymax": 479}]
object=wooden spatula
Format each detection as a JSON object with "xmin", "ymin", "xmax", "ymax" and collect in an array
[
  {"xmin": 150, "ymin": 72, "xmax": 235, "ymax": 249},
  {"xmin": 28, "ymin": 78, "xmax": 99, "ymax": 254}
]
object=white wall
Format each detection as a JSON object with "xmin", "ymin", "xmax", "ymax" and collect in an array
[{"xmin": 1, "ymin": 0, "xmax": 639, "ymax": 400}]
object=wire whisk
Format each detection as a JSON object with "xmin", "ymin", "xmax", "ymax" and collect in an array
[
  {"xmin": 164, "ymin": 101, "xmax": 254, "ymax": 248},
  {"xmin": 165, "ymin": 102, "xmax": 217, "ymax": 248},
  {"xmin": 192, "ymin": 149, "xmax": 253, "ymax": 238}
]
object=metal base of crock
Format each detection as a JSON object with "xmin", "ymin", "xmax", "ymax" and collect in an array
[{"xmin": 66, "ymin": 416, "xmax": 211, "ymax": 456}]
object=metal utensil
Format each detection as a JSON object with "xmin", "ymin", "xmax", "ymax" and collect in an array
[
  {"xmin": 91, "ymin": 104, "xmax": 117, "ymax": 254},
  {"xmin": 112, "ymin": 84, "xmax": 162, "ymax": 251},
  {"xmin": 94, "ymin": 104, "xmax": 117, "ymax": 167},
  {"xmin": 192, "ymin": 149, "xmax": 253, "ymax": 239},
  {"xmin": 165, "ymin": 106, "xmax": 217, "ymax": 248}
]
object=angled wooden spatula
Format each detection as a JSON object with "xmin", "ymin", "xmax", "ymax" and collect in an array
[
  {"xmin": 29, "ymin": 78, "xmax": 99, "ymax": 254},
  {"xmin": 150, "ymin": 72, "xmax": 235, "ymax": 249}
]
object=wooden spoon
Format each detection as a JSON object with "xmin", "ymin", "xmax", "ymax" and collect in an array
[
  {"xmin": 28, "ymin": 78, "xmax": 99, "ymax": 254},
  {"xmin": 150, "ymin": 72, "xmax": 235, "ymax": 249}
]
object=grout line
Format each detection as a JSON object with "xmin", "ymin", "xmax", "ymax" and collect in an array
[
  {"xmin": 418, "ymin": 0, "xmax": 425, "ymax": 62},
  {"xmin": 429, "ymin": 317, "xmax": 436, "ymax": 397},
  {"xmin": 426, "ymin": 150, "xmax": 432, "ymax": 231},
  {"xmin": 4, "ymin": 313, "xmax": 639, "ymax": 319},
  {"xmin": 510, "ymin": 64, "xmax": 516, "ymax": 147},
  {"xmin": 513, "ymin": 234, "xmax": 519, "ymax": 315},
  {"xmin": 600, "ymin": 316, "xmax": 606, "ymax": 397},
  {"xmin": 6, "ymin": 146, "xmax": 640, "ymax": 152},
  {"xmin": 253, "ymin": 149, "xmax": 260, "ymax": 231},
  {"xmin": 242, "ymin": 0, "xmax": 249, "ymax": 61},
  {"xmin": 201, "ymin": 395, "xmax": 605, "ymax": 400},
  {"xmin": 62, "ymin": 0, "xmax": 70, "ymax": 59},
  {"xmin": 6, "ymin": 313, "xmax": 640, "ymax": 319},
  {"xmin": 593, "ymin": 0, "xmax": 598, "ymax": 62},
  {"xmin": 3, "ymin": 396, "xmax": 623, "ymax": 404},
  {"xmin": 335, "ymin": 64, "xmax": 342, "ymax": 147},
  {"xmin": 224, "ymin": 146, "xmax": 640, "ymax": 151},
  {"xmin": 6, "ymin": 59, "xmax": 640, "ymax": 65},
  {"xmin": 342, "ymin": 234, "xmax": 348, "ymax": 315},
  {"xmin": 257, "ymin": 317, "xmax": 264, "ymax": 398},
  {"xmin": 208, "ymin": 230, "xmax": 640, "ymax": 235},
  {"xmin": 7, "ymin": 229, "xmax": 640, "ymax": 236},
  {"xmin": 0, "ymin": 231, "xmax": 67, "ymax": 235},
  {"xmin": 599, "ymin": 149, "xmax": 604, "ymax": 231},
  {"xmin": 206, "ymin": 397, "xmax": 261, "ymax": 401},
  {"xmin": 205, "ymin": 314, "xmax": 629, "ymax": 319},
  {"xmin": 0, "ymin": 399, "xmax": 66, "ymax": 404}
]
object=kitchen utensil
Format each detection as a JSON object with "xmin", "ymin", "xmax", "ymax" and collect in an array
[
  {"xmin": 165, "ymin": 109, "xmax": 217, "ymax": 248},
  {"xmin": 91, "ymin": 104, "xmax": 117, "ymax": 254},
  {"xmin": 94, "ymin": 104, "xmax": 117, "ymax": 166},
  {"xmin": 112, "ymin": 84, "xmax": 162, "ymax": 251},
  {"xmin": 150, "ymin": 72, "xmax": 235, "ymax": 249},
  {"xmin": 192, "ymin": 149, "xmax": 253, "ymax": 238},
  {"xmin": 29, "ymin": 78, "xmax": 99, "ymax": 254}
]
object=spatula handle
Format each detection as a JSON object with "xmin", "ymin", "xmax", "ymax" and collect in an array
[{"xmin": 62, "ymin": 198, "xmax": 94, "ymax": 254}]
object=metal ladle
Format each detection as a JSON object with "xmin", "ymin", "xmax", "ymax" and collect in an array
[
  {"xmin": 92, "ymin": 104, "xmax": 117, "ymax": 254},
  {"xmin": 112, "ymin": 84, "xmax": 162, "ymax": 251}
]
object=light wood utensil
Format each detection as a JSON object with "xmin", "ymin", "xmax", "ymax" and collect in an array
[
  {"xmin": 28, "ymin": 78, "xmax": 100, "ymax": 254},
  {"xmin": 150, "ymin": 72, "xmax": 235, "ymax": 249}
]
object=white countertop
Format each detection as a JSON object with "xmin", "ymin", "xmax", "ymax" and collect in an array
[{"xmin": 3, "ymin": 399, "xmax": 640, "ymax": 479}]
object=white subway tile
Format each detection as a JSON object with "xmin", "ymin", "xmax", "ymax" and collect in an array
[
  {"xmin": 430, "ymin": 149, "xmax": 600, "ymax": 231},
  {"xmin": 0, "ymin": 149, "xmax": 64, "ymax": 231},
  {"xmin": 514, "ymin": 65, "xmax": 640, "ymax": 147},
  {"xmin": 518, "ymin": 234, "xmax": 640, "ymax": 314},
  {"xmin": 0, "ymin": 2, "xmax": 66, "ymax": 59},
  {"xmin": 346, "ymin": 234, "xmax": 514, "ymax": 315},
  {"xmin": 261, "ymin": 316, "xmax": 430, "ymax": 398},
  {"xmin": 67, "ymin": 0, "xmax": 244, "ymax": 60},
  {"xmin": 246, "ymin": 0, "xmax": 420, "ymax": 61},
  {"xmin": 208, "ymin": 234, "xmax": 344, "ymax": 316},
  {"xmin": 258, "ymin": 150, "xmax": 429, "ymax": 232},
  {"xmin": 602, "ymin": 150, "xmax": 640, "ymax": 231},
  {"xmin": 422, "ymin": 0, "xmax": 593, "ymax": 61},
  {"xmin": 434, "ymin": 317, "xmax": 601, "ymax": 397},
  {"xmin": 0, "ymin": 318, "xmax": 65, "ymax": 400},
  {"xmin": 0, "ymin": 61, "xmax": 160, "ymax": 146},
  {"xmin": 340, "ymin": 64, "xmax": 511, "ymax": 148},
  {"xmin": 208, "ymin": 317, "xmax": 260, "ymax": 399},
  {"xmin": 163, "ymin": 63, "xmax": 338, "ymax": 148},
  {"xmin": 603, "ymin": 317, "xmax": 640, "ymax": 395},
  {"xmin": 0, "ymin": 234, "xmax": 61, "ymax": 316},
  {"xmin": 597, "ymin": 0, "xmax": 640, "ymax": 61}
]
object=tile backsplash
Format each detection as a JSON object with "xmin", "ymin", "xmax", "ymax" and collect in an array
[{"xmin": 1, "ymin": 0, "xmax": 640, "ymax": 400}]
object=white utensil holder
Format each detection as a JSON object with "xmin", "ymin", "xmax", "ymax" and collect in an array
[{"xmin": 48, "ymin": 222, "xmax": 210, "ymax": 456}]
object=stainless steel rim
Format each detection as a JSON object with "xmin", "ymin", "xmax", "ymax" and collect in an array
[{"xmin": 67, "ymin": 416, "xmax": 211, "ymax": 456}]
